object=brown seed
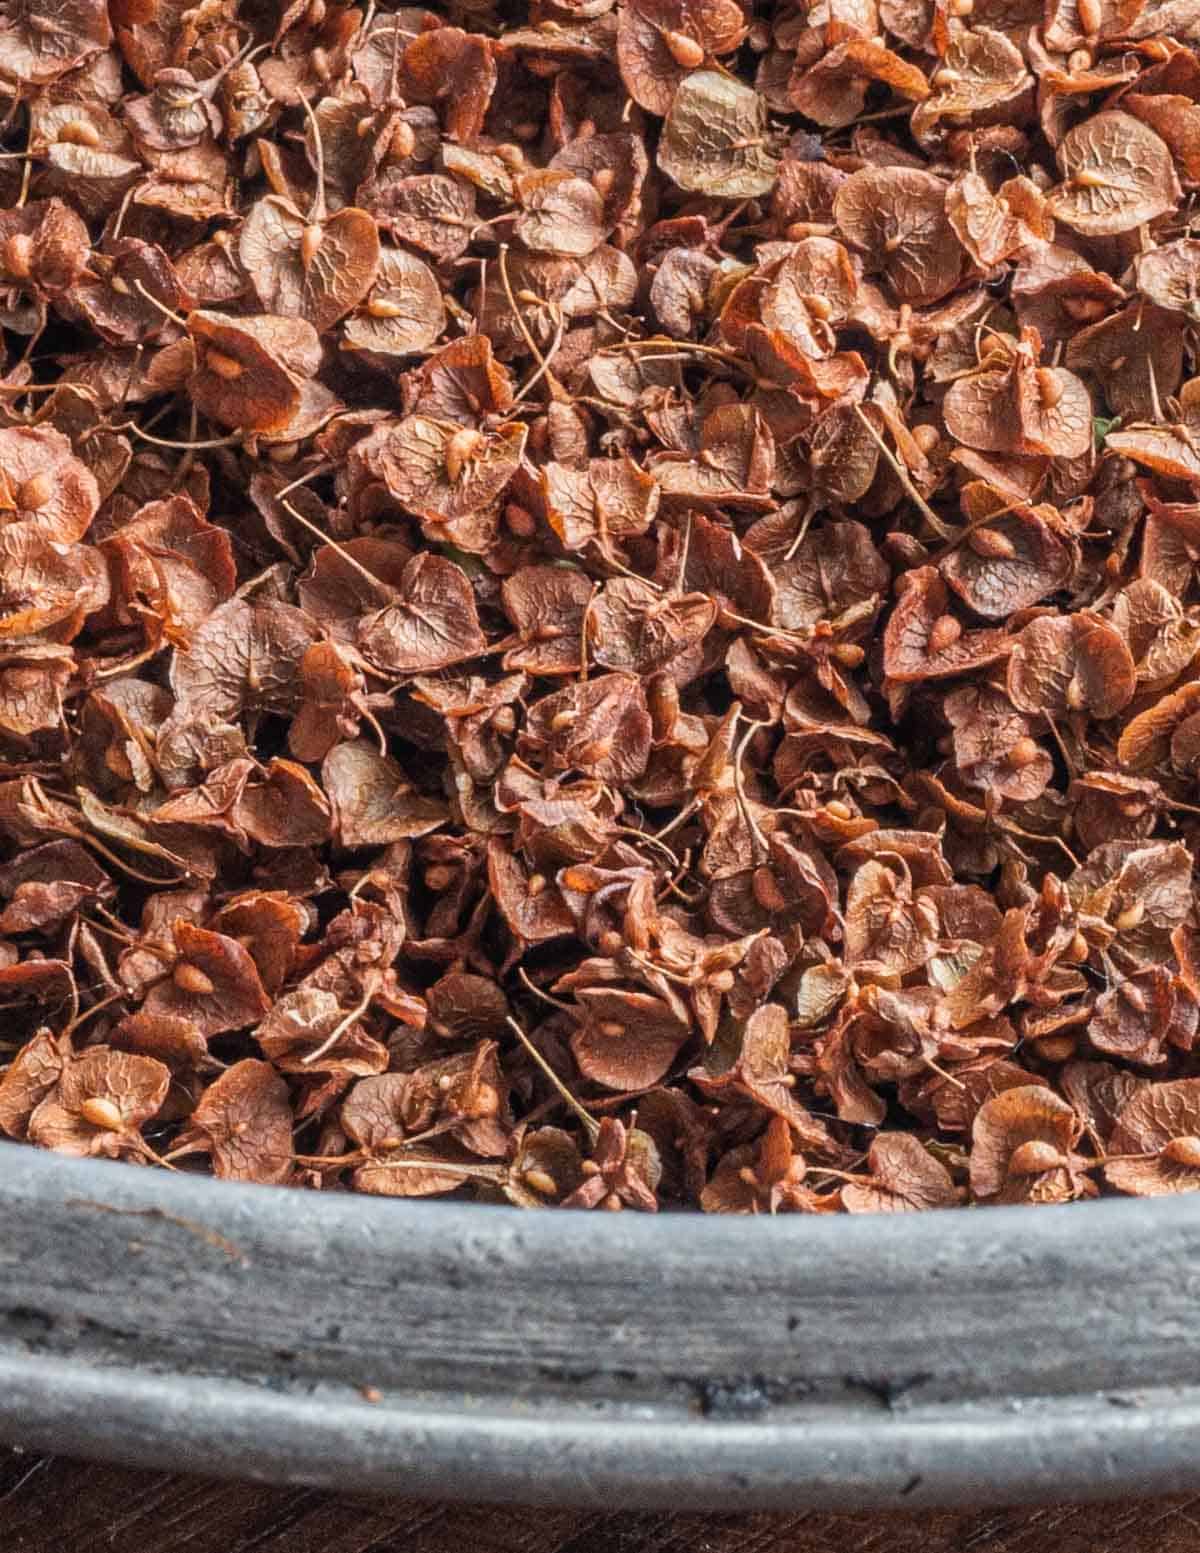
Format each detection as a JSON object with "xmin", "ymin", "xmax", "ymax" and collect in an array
[
  {"xmin": 526, "ymin": 872, "xmax": 547, "ymax": 897},
  {"xmin": 1008, "ymin": 736, "xmax": 1040, "ymax": 769},
  {"xmin": 826, "ymin": 800, "xmax": 853, "ymax": 819},
  {"xmin": 360, "ymin": 1384, "xmax": 383, "ymax": 1404},
  {"xmin": 174, "ymin": 961, "xmax": 216, "ymax": 996},
  {"xmin": 1068, "ymin": 47, "xmax": 1094, "ymax": 72},
  {"xmin": 523, "ymin": 1167, "xmax": 558, "ymax": 1196},
  {"xmin": 580, "ymin": 1160, "xmax": 601, "ymax": 1177},
  {"xmin": 504, "ymin": 502, "xmax": 537, "ymax": 537},
  {"xmin": 592, "ymin": 167, "xmax": 615, "ymax": 196},
  {"xmin": 80, "ymin": 1096, "xmax": 125, "ymax": 1130},
  {"xmin": 663, "ymin": 29, "xmax": 705, "ymax": 68},
  {"xmin": 17, "ymin": 472, "xmax": 54, "ymax": 511},
  {"xmin": 598, "ymin": 1020, "xmax": 626, "ymax": 1037},
  {"xmin": 1071, "ymin": 168, "xmax": 1108, "ymax": 189},
  {"xmin": 205, "ymin": 347, "xmax": 244, "ymax": 381},
  {"xmin": 968, "ymin": 526, "xmax": 1017, "ymax": 560},
  {"xmin": 1066, "ymin": 930, "xmax": 1090, "ymax": 963},
  {"xmin": 911, "ymin": 424, "xmax": 940, "ymax": 454},
  {"xmin": 752, "ymin": 866, "xmax": 788, "ymax": 914},
  {"xmin": 389, "ymin": 119, "xmax": 416, "ymax": 160},
  {"xmin": 366, "ymin": 297, "xmax": 406, "ymax": 318},
  {"xmin": 1008, "ymin": 1139, "xmax": 1066, "ymax": 1175},
  {"xmin": 1036, "ymin": 368, "xmax": 1064, "ymax": 409},
  {"xmin": 1029, "ymin": 1034, "xmax": 1076, "ymax": 1063},
  {"xmin": 601, "ymin": 1192, "xmax": 623, "ymax": 1211},
  {"xmin": 576, "ymin": 737, "xmax": 612, "ymax": 763},
  {"xmin": 56, "ymin": 120, "xmax": 101, "ymax": 148},
  {"xmin": 1, "ymin": 232, "xmax": 32, "ymax": 279},
  {"xmin": 300, "ymin": 224, "xmax": 323, "ymax": 271},
  {"xmin": 1061, "ymin": 295, "xmax": 1106, "ymax": 323},
  {"xmin": 647, "ymin": 673, "xmax": 680, "ymax": 740},
  {"xmin": 424, "ymin": 863, "xmax": 454, "ymax": 892},
  {"xmin": 1119, "ymin": 981, "xmax": 1148, "ymax": 1015},
  {"xmin": 929, "ymin": 614, "xmax": 962, "ymax": 653},
  {"xmin": 444, "ymin": 427, "xmax": 483, "ymax": 483},
  {"xmin": 832, "ymin": 642, "xmax": 865, "ymax": 668},
  {"xmin": 1163, "ymin": 1136, "xmax": 1200, "ymax": 1168}
]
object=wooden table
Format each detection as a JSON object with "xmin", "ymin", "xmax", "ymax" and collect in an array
[{"xmin": 0, "ymin": 1454, "xmax": 1195, "ymax": 1553}]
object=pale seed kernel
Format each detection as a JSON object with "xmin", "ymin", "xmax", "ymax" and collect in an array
[
  {"xmin": 174, "ymin": 960, "xmax": 216, "ymax": 996},
  {"xmin": 80, "ymin": 1097, "xmax": 124, "ymax": 1131},
  {"xmin": 1008, "ymin": 1140, "xmax": 1066, "ymax": 1175}
]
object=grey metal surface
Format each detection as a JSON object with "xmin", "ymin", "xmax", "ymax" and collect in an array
[{"xmin": 0, "ymin": 1144, "xmax": 1196, "ymax": 1507}]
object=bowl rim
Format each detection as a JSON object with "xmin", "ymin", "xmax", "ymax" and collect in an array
[{"xmin": 1, "ymin": 1144, "xmax": 1198, "ymax": 1509}]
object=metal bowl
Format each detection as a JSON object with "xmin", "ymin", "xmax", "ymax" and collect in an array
[{"xmin": 1, "ymin": 1144, "xmax": 1197, "ymax": 1509}]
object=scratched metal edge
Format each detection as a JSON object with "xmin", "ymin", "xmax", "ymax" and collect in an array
[
  {"xmin": 2, "ymin": 1146, "xmax": 1200, "ymax": 1506},
  {"xmin": 0, "ymin": 1353, "xmax": 1196, "ymax": 1509}
]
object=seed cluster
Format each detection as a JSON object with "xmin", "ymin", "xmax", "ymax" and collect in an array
[{"xmin": 0, "ymin": 0, "xmax": 1199, "ymax": 1212}]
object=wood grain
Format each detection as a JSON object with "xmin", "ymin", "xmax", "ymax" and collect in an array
[{"xmin": 0, "ymin": 1453, "xmax": 1197, "ymax": 1553}]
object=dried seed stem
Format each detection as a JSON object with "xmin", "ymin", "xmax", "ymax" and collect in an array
[
  {"xmin": 517, "ymin": 965, "xmax": 574, "ymax": 1012},
  {"xmin": 505, "ymin": 1014, "xmax": 598, "ymax": 1142},
  {"xmin": 301, "ymin": 987, "xmax": 375, "ymax": 1065},
  {"xmin": 854, "ymin": 406, "xmax": 954, "ymax": 541},
  {"xmin": 280, "ymin": 497, "xmax": 389, "ymax": 592},
  {"xmin": 61, "ymin": 987, "xmax": 126, "ymax": 1037},
  {"xmin": 498, "ymin": 243, "xmax": 546, "ymax": 369},
  {"xmin": 512, "ymin": 306, "xmax": 565, "ymax": 407},
  {"xmin": 296, "ymin": 90, "xmax": 327, "ymax": 224},
  {"xmin": 733, "ymin": 715, "xmax": 771, "ymax": 862},
  {"xmin": 132, "ymin": 278, "xmax": 189, "ymax": 330}
]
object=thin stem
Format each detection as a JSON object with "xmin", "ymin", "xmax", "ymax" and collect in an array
[
  {"xmin": 517, "ymin": 965, "xmax": 573, "ymax": 1012},
  {"xmin": 733, "ymin": 715, "xmax": 770, "ymax": 862},
  {"xmin": 120, "ymin": 421, "xmax": 243, "ymax": 451},
  {"xmin": 132, "ymin": 278, "xmax": 189, "ymax": 330},
  {"xmin": 498, "ymin": 244, "xmax": 545, "ymax": 368},
  {"xmin": 280, "ymin": 497, "xmax": 389, "ymax": 592},
  {"xmin": 783, "ymin": 502, "xmax": 816, "ymax": 563},
  {"xmin": 578, "ymin": 580, "xmax": 597, "ymax": 684},
  {"xmin": 511, "ymin": 306, "xmax": 565, "ymax": 407},
  {"xmin": 272, "ymin": 461, "xmax": 331, "ymax": 501},
  {"xmin": 61, "ymin": 988, "xmax": 126, "ymax": 1037},
  {"xmin": 854, "ymin": 405, "xmax": 954, "ymax": 540},
  {"xmin": 79, "ymin": 832, "xmax": 189, "ymax": 886},
  {"xmin": 300, "ymin": 988, "xmax": 374, "ymax": 1066},
  {"xmin": 922, "ymin": 1054, "xmax": 965, "ymax": 1091},
  {"xmin": 505, "ymin": 1014, "xmax": 598, "ymax": 1142},
  {"xmin": 1148, "ymin": 351, "xmax": 1163, "ymax": 424},
  {"xmin": 296, "ymin": 89, "xmax": 326, "ymax": 224}
]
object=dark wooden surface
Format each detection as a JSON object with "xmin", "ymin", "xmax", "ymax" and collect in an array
[{"xmin": 1, "ymin": 1454, "xmax": 1197, "ymax": 1553}]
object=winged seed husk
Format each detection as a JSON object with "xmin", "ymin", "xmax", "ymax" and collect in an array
[{"xmin": 0, "ymin": 0, "xmax": 1199, "ymax": 1217}]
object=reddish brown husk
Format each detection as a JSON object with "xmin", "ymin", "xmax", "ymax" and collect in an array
[{"xmin": 0, "ymin": 0, "xmax": 1199, "ymax": 1215}]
